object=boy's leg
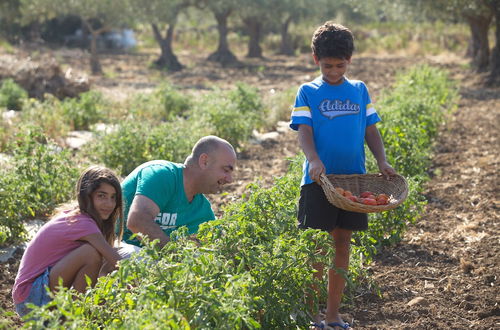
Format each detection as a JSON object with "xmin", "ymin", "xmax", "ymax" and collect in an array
[
  {"xmin": 49, "ymin": 244, "xmax": 102, "ymax": 293},
  {"xmin": 297, "ymin": 183, "xmax": 341, "ymax": 328},
  {"xmin": 326, "ymin": 228, "xmax": 352, "ymax": 327}
]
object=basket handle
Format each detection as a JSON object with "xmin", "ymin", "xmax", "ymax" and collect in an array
[{"xmin": 319, "ymin": 173, "xmax": 330, "ymax": 187}]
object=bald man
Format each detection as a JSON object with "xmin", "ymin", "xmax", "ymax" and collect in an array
[{"xmin": 120, "ymin": 135, "xmax": 236, "ymax": 249}]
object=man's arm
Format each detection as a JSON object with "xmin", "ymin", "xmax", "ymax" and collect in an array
[
  {"xmin": 365, "ymin": 124, "xmax": 396, "ymax": 178},
  {"xmin": 126, "ymin": 194, "xmax": 169, "ymax": 247},
  {"xmin": 298, "ymin": 124, "xmax": 324, "ymax": 182}
]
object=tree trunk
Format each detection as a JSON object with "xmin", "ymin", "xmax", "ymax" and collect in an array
[
  {"xmin": 28, "ymin": 21, "xmax": 42, "ymax": 42},
  {"xmin": 487, "ymin": 0, "xmax": 500, "ymax": 85},
  {"xmin": 208, "ymin": 9, "xmax": 238, "ymax": 65},
  {"xmin": 464, "ymin": 12, "xmax": 492, "ymax": 72},
  {"xmin": 278, "ymin": 17, "xmax": 294, "ymax": 56},
  {"xmin": 82, "ymin": 19, "xmax": 103, "ymax": 75},
  {"xmin": 89, "ymin": 33, "xmax": 102, "ymax": 75},
  {"xmin": 152, "ymin": 23, "xmax": 183, "ymax": 72},
  {"xmin": 244, "ymin": 17, "xmax": 263, "ymax": 58}
]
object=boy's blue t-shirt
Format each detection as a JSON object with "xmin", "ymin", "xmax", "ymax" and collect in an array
[
  {"xmin": 290, "ymin": 76, "xmax": 381, "ymax": 185},
  {"xmin": 121, "ymin": 160, "xmax": 215, "ymax": 246}
]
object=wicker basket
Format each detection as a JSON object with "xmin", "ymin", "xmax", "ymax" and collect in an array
[{"xmin": 319, "ymin": 173, "xmax": 409, "ymax": 213}]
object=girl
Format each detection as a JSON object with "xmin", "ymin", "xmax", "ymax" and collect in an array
[{"xmin": 12, "ymin": 165, "xmax": 124, "ymax": 317}]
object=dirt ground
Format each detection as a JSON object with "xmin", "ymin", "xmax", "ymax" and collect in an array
[{"xmin": 0, "ymin": 46, "xmax": 498, "ymax": 329}]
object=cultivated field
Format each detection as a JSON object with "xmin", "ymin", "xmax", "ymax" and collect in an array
[{"xmin": 1, "ymin": 43, "xmax": 498, "ymax": 329}]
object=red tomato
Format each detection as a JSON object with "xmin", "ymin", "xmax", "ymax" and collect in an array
[
  {"xmin": 343, "ymin": 190, "xmax": 353, "ymax": 198},
  {"xmin": 347, "ymin": 195, "xmax": 358, "ymax": 202},
  {"xmin": 377, "ymin": 193, "xmax": 389, "ymax": 200},
  {"xmin": 376, "ymin": 195, "xmax": 389, "ymax": 205},
  {"xmin": 360, "ymin": 191, "xmax": 375, "ymax": 198},
  {"xmin": 361, "ymin": 198, "xmax": 377, "ymax": 205}
]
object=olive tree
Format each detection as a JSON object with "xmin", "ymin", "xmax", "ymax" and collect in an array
[
  {"xmin": 412, "ymin": 0, "xmax": 495, "ymax": 73},
  {"xmin": 20, "ymin": 0, "xmax": 136, "ymax": 74},
  {"xmin": 371, "ymin": 0, "xmax": 498, "ymax": 83},
  {"xmin": 485, "ymin": 0, "xmax": 499, "ymax": 85},
  {"xmin": 237, "ymin": 0, "xmax": 273, "ymax": 58},
  {"xmin": 134, "ymin": 0, "xmax": 191, "ymax": 71},
  {"xmin": 201, "ymin": 0, "xmax": 239, "ymax": 65},
  {"xmin": 0, "ymin": 0, "xmax": 23, "ymax": 42},
  {"xmin": 271, "ymin": 0, "xmax": 334, "ymax": 56}
]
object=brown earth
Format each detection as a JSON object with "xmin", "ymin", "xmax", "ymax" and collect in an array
[{"xmin": 0, "ymin": 46, "xmax": 498, "ymax": 329}]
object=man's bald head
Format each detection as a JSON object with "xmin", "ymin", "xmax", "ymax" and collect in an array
[{"xmin": 185, "ymin": 136, "xmax": 235, "ymax": 167}]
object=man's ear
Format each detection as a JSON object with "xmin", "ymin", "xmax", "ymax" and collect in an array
[{"xmin": 198, "ymin": 153, "xmax": 209, "ymax": 169}]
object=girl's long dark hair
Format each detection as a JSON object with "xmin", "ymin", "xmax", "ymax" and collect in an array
[{"xmin": 72, "ymin": 165, "xmax": 124, "ymax": 245}]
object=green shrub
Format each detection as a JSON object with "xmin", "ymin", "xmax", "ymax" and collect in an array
[
  {"xmin": 0, "ymin": 127, "xmax": 78, "ymax": 245},
  {"xmin": 198, "ymin": 83, "xmax": 265, "ymax": 148},
  {"xmin": 262, "ymin": 87, "xmax": 296, "ymax": 130},
  {"xmin": 0, "ymin": 78, "xmax": 28, "ymax": 110},
  {"xmin": 0, "ymin": 119, "xmax": 13, "ymax": 152},
  {"xmin": 146, "ymin": 119, "xmax": 209, "ymax": 163},
  {"xmin": 356, "ymin": 65, "xmax": 458, "ymax": 260},
  {"xmin": 88, "ymin": 117, "xmax": 209, "ymax": 176},
  {"xmin": 87, "ymin": 120, "xmax": 150, "ymax": 176},
  {"xmin": 128, "ymin": 83, "xmax": 192, "ymax": 122},
  {"xmin": 19, "ymin": 91, "xmax": 108, "ymax": 139},
  {"xmin": 60, "ymin": 91, "xmax": 107, "ymax": 130},
  {"xmin": 373, "ymin": 65, "xmax": 458, "ymax": 177},
  {"xmin": 18, "ymin": 96, "xmax": 71, "ymax": 140}
]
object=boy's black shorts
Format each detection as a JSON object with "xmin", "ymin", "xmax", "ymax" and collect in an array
[{"xmin": 298, "ymin": 182, "xmax": 368, "ymax": 232}]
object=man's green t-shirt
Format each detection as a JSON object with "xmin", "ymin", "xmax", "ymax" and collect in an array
[{"xmin": 121, "ymin": 160, "xmax": 215, "ymax": 246}]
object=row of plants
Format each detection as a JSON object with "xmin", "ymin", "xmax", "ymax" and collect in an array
[{"xmin": 24, "ymin": 65, "xmax": 458, "ymax": 328}]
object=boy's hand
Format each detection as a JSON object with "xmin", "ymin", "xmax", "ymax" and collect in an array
[
  {"xmin": 309, "ymin": 158, "xmax": 325, "ymax": 183},
  {"xmin": 378, "ymin": 160, "xmax": 396, "ymax": 179}
]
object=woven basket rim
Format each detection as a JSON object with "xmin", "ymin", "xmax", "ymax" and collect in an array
[{"xmin": 319, "ymin": 173, "xmax": 409, "ymax": 213}]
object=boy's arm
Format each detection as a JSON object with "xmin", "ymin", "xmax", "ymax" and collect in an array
[
  {"xmin": 365, "ymin": 124, "xmax": 396, "ymax": 179},
  {"xmin": 298, "ymin": 124, "xmax": 325, "ymax": 182}
]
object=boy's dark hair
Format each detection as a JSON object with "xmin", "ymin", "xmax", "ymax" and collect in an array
[{"xmin": 311, "ymin": 22, "xmax": 354, "ymax": 60}]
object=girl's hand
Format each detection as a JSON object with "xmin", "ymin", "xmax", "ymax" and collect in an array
[
  {"xmin": 309, "ymin": 158, "xmax": 326, "ymax": 183},
  {"xmin": 378, "ymin": 160, "xmax": 396, "ymax": 179}
]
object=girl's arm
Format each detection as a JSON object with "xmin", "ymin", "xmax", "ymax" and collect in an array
[
  {"xmin": 298, "ymin": 124, "xmax": 325, "ymax": 182},
  {"xmin": 80, "ymin": 233, "xmax": 121, "ymax": 269},
  {"xmin": 365, "ymin": 124, "xmax": 396, "ymax": 178}
]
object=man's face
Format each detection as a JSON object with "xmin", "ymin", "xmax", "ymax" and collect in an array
[
  {"xmin": 203, "ymin": 145, "xmax": 236, "ymax": 194},
  {"xmin": 314, "ymin": 55, "xmax": 351, "ymax": 85}
]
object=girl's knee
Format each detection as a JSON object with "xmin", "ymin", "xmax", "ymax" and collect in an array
[{"xmin": 80, "ymin": 244, "xmax": 102, "ymax": 265}]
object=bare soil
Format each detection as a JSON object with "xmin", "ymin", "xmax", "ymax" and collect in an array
[{"xmin": 1, "ymin": 46, "xmax": 498, "ymax": 329}]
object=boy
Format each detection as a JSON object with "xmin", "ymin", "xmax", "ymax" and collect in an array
[{"xmin": 289, "ymin": 22, "xmax": 395, "ymax": 330}]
